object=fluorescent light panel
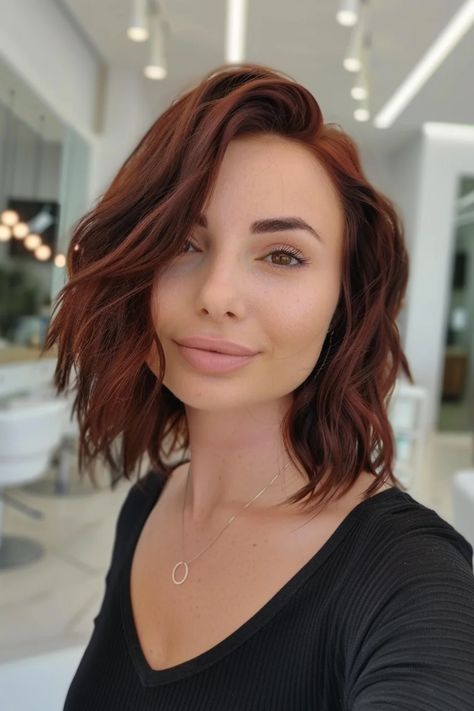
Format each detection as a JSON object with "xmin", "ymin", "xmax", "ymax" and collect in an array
[
  {"xmin": 374, "ymin": 0, "xmax": 474, "ymax": 128},
  {"xmin": 226, "ymin": 0, "xmax": 248, "ymax": 63},
  {"xmin": 422, "ymin": 122, "xmax": 474, "ymax": 141}
]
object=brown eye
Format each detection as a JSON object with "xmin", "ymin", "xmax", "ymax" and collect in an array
[{"xmin": 265, "ymin": 246, "xmax": 309, "ymax": 268}]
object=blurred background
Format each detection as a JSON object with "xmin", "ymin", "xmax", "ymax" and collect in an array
[{"xmin": 0, "ymin": 1, "xmax": 473, "ymax": 708}]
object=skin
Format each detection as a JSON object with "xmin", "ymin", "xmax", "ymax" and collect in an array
[{"xmin": 146, "ymin": 133, "xmax": 347, "ymax": 528}]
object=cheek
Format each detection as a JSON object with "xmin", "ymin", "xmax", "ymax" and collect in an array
[{"xmin": 270, "ymin": 286, "xmax": 333, "ymax": 347}]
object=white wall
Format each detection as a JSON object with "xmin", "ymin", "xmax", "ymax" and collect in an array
[
  {"xmin": 394, "ymin": 125, "xmax": 474, "ymax": 433},
  {"xmin": 384, "ymin": 134, "xmax": 424, "ymax": 347},
  {"xmin": 88, "ymin": 66, "xmax": 158, "ymax": 205},
  {"xmin": 0, "ymin": 0, "xmax": 100, "ymax": 141},
  {"xmin": 356, "ymin": 138, "xmax": 423, "ymax": 350}
]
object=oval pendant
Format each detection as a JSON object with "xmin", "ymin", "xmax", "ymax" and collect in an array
[{"xmin": 172, "ymin": 560, "xmax": 189, "ymax": 585}]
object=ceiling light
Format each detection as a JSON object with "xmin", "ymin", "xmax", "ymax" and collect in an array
[
  {"xmin": 374, "ymin": 0, "xmax": 474, "ymax": 128},
  {"xmin": 24, "ymin": 233, "xmax": 42, "ymax": 250},
  {"xmin": 225, "ymin": 0, "xmax": 248, "ymax": 63},
  {"xmin": 12, "ymin": 221, "xmax": 29, "ymax": 239},
  {"xmin": 144, "ymin": 10, "xmax": 167, "ymax": 79},
  {"xmin": 337, "ymin": 0, "xmax": 359, "ymax": 27},
  {"xmin": 127, "ymin": 0, "xmax": 149, "ymax": 41},
  {"xmin": 354, "ymin": 98, "xmax": 370, "ymax": 122},
  {"xmin": 54, "ymin": 254, "xmax": 66, "ymax": 268},
  {"xmin": 351, "ymin": 50, "xmax": 369, "ymax": 99},
  {"xmin": 35, "ymin": 244, "xmax": 51, "ymax": 261},
  {"xmin": 0, "ymin": 209, "xmax": 19, "ymax": 226},
  {"xmin": 343, "ymin": 2, "xmax": 367, "ymax": 72},
  {"xmin": 0, "ymin": 224, "xmax": 12, "ymax": 241},
  {"xmin": 422, "ymin": 122, "xmax": 474, "ymax": 141}
]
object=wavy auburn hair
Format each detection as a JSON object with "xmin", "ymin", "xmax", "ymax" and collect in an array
[{"xmin": 44, "ymin": 62, "xmax": 414, "ymax": 514}]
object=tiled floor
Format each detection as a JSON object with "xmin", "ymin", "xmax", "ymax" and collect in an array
[{"xmin": 0, "ymin": 431, "xmax": 472, "ymax": 665}]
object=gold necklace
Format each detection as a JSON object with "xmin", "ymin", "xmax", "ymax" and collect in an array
[{"xmin": 171, "ymin": 460, "xmax": 291, "ymax": 585}]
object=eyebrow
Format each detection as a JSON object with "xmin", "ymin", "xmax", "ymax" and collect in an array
[{"xmin": 195, "ymin": 214, "xmax": 323, "ymax": 243}]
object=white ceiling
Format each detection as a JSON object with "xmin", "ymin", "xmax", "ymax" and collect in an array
[{"xmin": 58, "ymin": 0, "xmax": 474, "ymax": 155}]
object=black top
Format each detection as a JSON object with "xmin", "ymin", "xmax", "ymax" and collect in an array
[{"xmin": 64, "ymin": 470, "xmax": 474, "ymax": 710}]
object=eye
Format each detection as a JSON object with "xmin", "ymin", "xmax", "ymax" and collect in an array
[
  {"xmin": 179, "ymin": 240, "xmax": 310, "ymax": 268},
  {"xmin": 265, "ymin": 244, "xmax": 310, "ymax": 268},
  {"xmin": 180, "ymin": 239, "xmax": 198, "ymax": 255}
]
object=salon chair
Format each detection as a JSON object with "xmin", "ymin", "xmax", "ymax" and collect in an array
[{"xmin": 0, "ymin": 398, "xmax": 68, "ymax": 569}]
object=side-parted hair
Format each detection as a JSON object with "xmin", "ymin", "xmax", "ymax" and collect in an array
[{"xmin": 44, "ymin": 62, "xmax": 414, "ymax": 514}]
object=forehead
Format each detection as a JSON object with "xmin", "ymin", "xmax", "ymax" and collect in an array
[{"xmin": 203, "ymin": 134, "xmax": 344, "ymax": 239}]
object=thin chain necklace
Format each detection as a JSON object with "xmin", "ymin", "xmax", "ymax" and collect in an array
[{"xmin": 171, "ymin": 460, "xmax": 291, "ymax": 585}]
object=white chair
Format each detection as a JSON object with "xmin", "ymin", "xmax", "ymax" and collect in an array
[
  {"xmin": 7, "ymin": 389, "xmax": 85, "ymax": 496},
  {"xmin": 0, "ymin": 398, "xmax": 69, "ymax": 569},
  {"xmin": 452, "ymin": 470, "xmax": 474, "ymax": 556}
]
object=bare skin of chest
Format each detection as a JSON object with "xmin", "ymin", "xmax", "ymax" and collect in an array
[{"xmin": 129, "ymin": 468, "xmax": 390, "ymax": 671}]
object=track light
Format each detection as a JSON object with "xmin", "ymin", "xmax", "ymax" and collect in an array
[
  {"xmin": 354, "ymin": 97, "xmax": 370, "ymax": 122},
  {"xmin": 343, "ymin": 8, "xmax": 366, "ymax": 72},
  {"xmin": 144, "ymin": 9, "xmax": 167, "ymax": 79},
  {"xmin": 343, "ymin": 0, "xmax": 368, "ymax": 71},
  {"xmin": 127, "ymin": 0, "xmax": 149, "ymax": 42},
  {"xmin": 337, "ymin": 0, "xmax": 359, "ymax": 27},
  {"xmin": 351, "ymin": 45, "xmax": 370, "ymax": 99}
]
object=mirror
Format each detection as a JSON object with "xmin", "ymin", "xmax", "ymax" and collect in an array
[
  {"xmin": 439, "ymin": 175, "xmax": 474, "ymax": 432},
  {"xmin": 0, "ymin": 56, "xmax": 91, "ymax": 364}
]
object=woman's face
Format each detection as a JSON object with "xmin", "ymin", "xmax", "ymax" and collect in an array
[{"xmin": 147, "ymin": 133, "xmax": 344, "ymax": 411}]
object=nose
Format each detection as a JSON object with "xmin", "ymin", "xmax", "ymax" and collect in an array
[{"xmin": 193, "ymin": 252, "xmax": 246, "ymax": 320}]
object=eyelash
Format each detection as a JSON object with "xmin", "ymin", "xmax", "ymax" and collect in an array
[{"xmin": 179, "ymin": 240, "xmax": 310, "ymax": 268}]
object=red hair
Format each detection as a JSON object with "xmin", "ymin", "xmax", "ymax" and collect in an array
[{"xmin": 44, "ymin": 63, "xmax": 413, "ymax": 513}]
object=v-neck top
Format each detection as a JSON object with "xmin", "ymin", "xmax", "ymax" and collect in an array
[{"xmin": 63, "ymin": 468, "xmax": 474, "ymax": 710}]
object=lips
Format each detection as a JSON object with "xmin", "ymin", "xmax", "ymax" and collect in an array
[{"xmin": 173, "ymin": 336, "xmax": 258, "ymax": 356}]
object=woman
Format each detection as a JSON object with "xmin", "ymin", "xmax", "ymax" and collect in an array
[{"xmin": 47, "ymin": 64, "xmax": 474, "ymax": 709}]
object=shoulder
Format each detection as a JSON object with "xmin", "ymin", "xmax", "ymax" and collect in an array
[
  {"xmin": 339, "ymin": 491, "xmax": 474, "ymax": 709},
  {"xmin": 339, "ymin": 488, "xmax": 474, "ymax": 652},
  {"xmin": 354, "ymin": 487, "xmax": 473, "ymax": 571},
  {"xmin": 335, "ymin": 488, "xmax": 474, "ymax": 643}
]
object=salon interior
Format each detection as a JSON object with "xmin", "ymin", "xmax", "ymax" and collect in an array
[{"xmin": 0, "ymin": 1, "xmax": 473, "ymax": 708}]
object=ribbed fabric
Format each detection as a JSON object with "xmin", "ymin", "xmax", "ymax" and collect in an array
[{"xmin": 64, "ymin": 470, "xmax": 474, "ymax": 710}]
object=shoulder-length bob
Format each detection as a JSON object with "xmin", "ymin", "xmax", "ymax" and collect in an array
[{"xmin": 44, "ymin": 62, "xmax": 414, "ymax": 514}]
